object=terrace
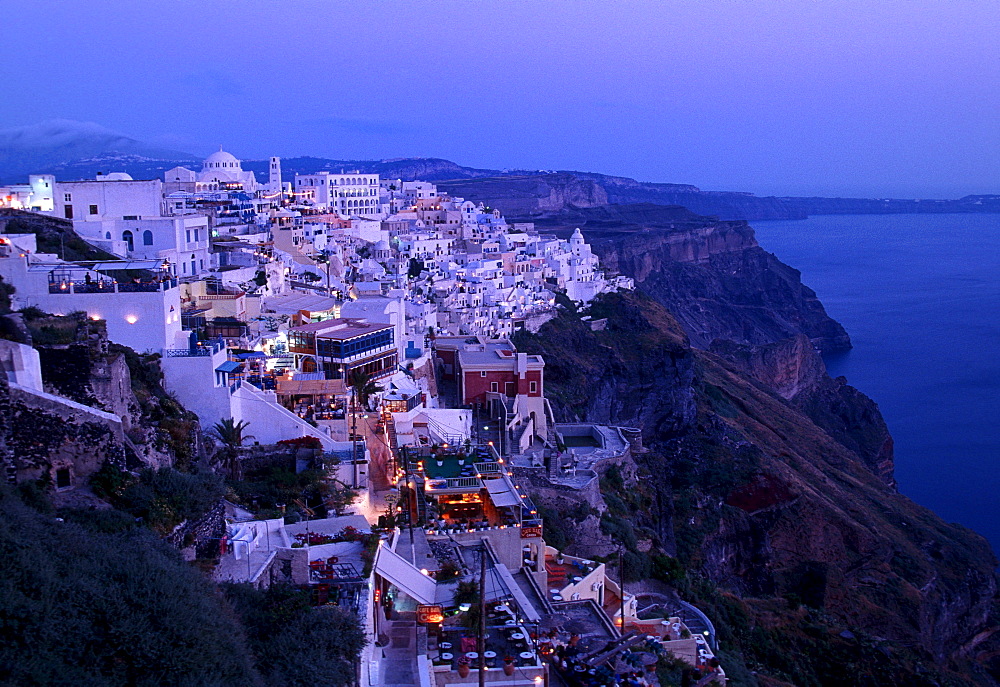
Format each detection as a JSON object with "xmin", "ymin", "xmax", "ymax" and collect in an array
[
  {"xmin": 402, "ymin": 445, "xmax": 538, "ymax": 530},
  {"xmin": 429, "ymin": 602, "xmax": 545, "ymax": 677}
]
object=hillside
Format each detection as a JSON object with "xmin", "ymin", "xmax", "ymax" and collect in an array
[
  {"xmin": 514, "ymin": 291, "xmax": 1000, "ymax": 685},
  {"xmin": 0, "ymin": 120, "xmax": 196, "ymax": 183}
]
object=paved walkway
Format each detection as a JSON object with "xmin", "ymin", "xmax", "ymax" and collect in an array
[{"xmin": 379, "ymin": 619, "xmax": 417, "ymax": 687}]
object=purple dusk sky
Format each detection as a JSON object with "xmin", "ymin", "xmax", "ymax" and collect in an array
[{"xmin": 2, "ymin": 0, "xmax": 997, "ymax": 197}]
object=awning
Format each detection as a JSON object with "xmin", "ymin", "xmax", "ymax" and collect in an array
[
  {"xmin": 235, "ymin": 352, "xmax": 267, "ymax": 360},
  {"xmin": 373, "ymin": 544, "xmax": 437, "ymax": 606},
  {"xmin": 215, "ymin": 361, "xmax": 242, "ymax": 373},
  {"xmin": 484, "ymin": 477, "xmax": 521, "ymax": 507}
]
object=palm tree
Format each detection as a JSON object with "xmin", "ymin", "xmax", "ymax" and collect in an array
[
  {"xmin": 348, "ymin": 369, "xmax": 383, "ymax": 412},
  {"xmin": 212, "ymin": 418, "xmax": 254, "ymax": 479}
]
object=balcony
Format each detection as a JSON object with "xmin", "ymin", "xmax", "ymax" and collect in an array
[
  {"xmin": 48, "ymin": 277, "xmax": 178, "ymax": 294},
  {"xmin": 162, "ymin": 338, "xmax": 226, "ymax": 358}
]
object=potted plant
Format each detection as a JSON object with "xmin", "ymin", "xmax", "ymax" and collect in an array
[
  {"xmin": 503, "ymin": 656, "xmax": 515, "ymax": 676},
  {"xmin": 457, "ymin": 657, "xmax": 471, "ymax": 678}
]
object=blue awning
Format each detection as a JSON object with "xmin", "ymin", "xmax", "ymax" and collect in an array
[
  {"xmin": 235, "ymin": 352, "xmax": 267, "ymax": 360},
  {"xmin": 215, "ymin": 361, "xmax": 242, "ymax": 373}
]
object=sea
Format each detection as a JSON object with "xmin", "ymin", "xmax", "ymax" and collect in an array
[{"xmin": 752, "ymin": 214, "xmax": 1000, "ymax": 554}]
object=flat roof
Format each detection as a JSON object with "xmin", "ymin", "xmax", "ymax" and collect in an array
[
  {"xmin": 289, "ymin": 318, "xmax": 392, "ymax": 339},
  {"xmin": 458, "ymin": 348, "xmax": 544, "ymax": 368}
]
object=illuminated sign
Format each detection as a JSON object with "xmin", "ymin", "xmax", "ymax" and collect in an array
[
  {"xmin": 417, "ymin": 604, "xmax": 444, "ymax": 624},
  {"xmin": 521, "ymin": 525, "xmax": 543, "ymax": 539}
]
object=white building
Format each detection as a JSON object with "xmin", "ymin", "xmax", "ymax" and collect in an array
[
  {"xmin": 0, "ymin": 243, "xmax": 185, "ymax": 354},
  {"xmin": 51, "ymin": 175, "xmax": 162, "ymax": 221},
  {"xmin": 293, "ymin": 172, "xmax": 381, "ymax": 217},
  {"xmin": 196, "ymin": 148, "xmax": 260, "ymax": 193},
  {"xmin": 0, "ymin": 174, "xmax": 55, "ymax": 212}
]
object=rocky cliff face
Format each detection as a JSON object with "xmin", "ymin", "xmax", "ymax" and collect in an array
[
  {"xmin": 534, "ymin": 208, "xmax": 851, "ymax": 353},
  {"xmin": 437, "ymin": 173, "xmax": 608, "ymax": 216},
  {"xmin": 710, "ymin": 335, "xmax": 896, "ymax": 489},
  {"xmin": 515, "ymin": 292, "xmax": 1000, "ymax": 686}
]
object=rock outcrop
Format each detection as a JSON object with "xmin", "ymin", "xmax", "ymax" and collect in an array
[
  {"xmin": 514, "ymin": 291, "xmax": 1000, "ymax": 685},
  {"xmin": 532, "ymin": 207, "xmax": 851, "ymax": 353},
  {"xmin": 435, "ymin": 173, "xmax": 608, "ymax": 216}
]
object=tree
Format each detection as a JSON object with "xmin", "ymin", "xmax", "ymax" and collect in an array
[
  {"xmin": 224, "ymin": 583, "xmax": 366, "ymax": 687},
  {"xmin": 0, "ymin": 486, "xmax": 254, "ymax": 686},
  {"xmin": 407, "ymin": 258, "xmax": 424, "ymax": 279},
  {"xmin": 213, "ymin": 418, "xmax": 255, "ymax": 479},
  {"xmin": 348, "ymin": 369, "xmax": 383, "ymax": 412}
]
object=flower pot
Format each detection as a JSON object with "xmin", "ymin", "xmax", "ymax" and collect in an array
[
  {"xmin": 457, "ymin": 663, "xmax": 471, "ymax": 678},
  {"xmin": 503, "ymin": 662, "xmax": 515, "ymax": 676}
]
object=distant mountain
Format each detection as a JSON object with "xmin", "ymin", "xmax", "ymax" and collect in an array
[
  {"xmin": 2, "ymin": 120, "xmax": 997, "ymax": 219},
  {"xmin": 0, "ymin": 120, "xmax": 198, "ymax": 183}
]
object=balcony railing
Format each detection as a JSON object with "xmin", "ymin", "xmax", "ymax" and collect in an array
[
  {"xmin": 162, "ymin": 338, "xmax": 226, "ymax": 358},
  {"xmin": 48, "ymin": 278, "xmax": 178, "ymax": 295}
]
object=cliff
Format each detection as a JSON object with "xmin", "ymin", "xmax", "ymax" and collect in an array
[
  {"xmin": 710, "ymin": 335, "xmax": 895, "ymax": 488},
  {"xmin": 433, "ymin": 173, "xmax": 608, "ymax": 215},
  {"xmin": 533, "ymin": 206, "xmax": 851, "ymax": 353},
  {"xmin": 514, "ymin": 292, "xmax": 1000, "ymax": 686}
]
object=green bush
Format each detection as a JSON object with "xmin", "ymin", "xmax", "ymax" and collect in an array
[
  {"xmin": 224, "ymin": 583, "xmax": 366, "ymax": 687},
  {"xmin": 0, "ymin": 486, "xmax": 253, "ymax": 685},
  {"xmin": 93, "ymin": 463, "xmax": 224, "ymax": 534}
]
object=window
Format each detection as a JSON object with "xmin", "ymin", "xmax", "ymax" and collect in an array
[
  {"xmin": 88, "ymin": 204, "xmax": 98, "ymax": 215},
  {"xmin": 123, "ymin": 215, "xmax": 138, "ymax": 220},
  {"xmin": 480, "ymin": 371, "xmax": 487, "ymax": 377},
  {"xmin": 530, "ymin": 381, "xmax": 537, "ymax": 394},
  {"xmin": 142, "ymin": 230, "xmax": 153, "ymax": 246},
  {"xmin": 490, "ymin": 382, "xmax": 499, "ymax": 393},
  {"xmin": 55, "ymin": 468, "xmax": 71, "ymax": 489},
  {"xmin": 63, "ymin": 193, "xmax": 72, "ymax": 202},
  {"xmin": 186, "ymin": 230, "xmax": 191, "ymax": 243}
]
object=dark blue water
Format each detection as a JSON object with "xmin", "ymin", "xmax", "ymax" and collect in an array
[{"xmin": 752, "ymin": 214, "xmax": 1000, "ymax": 553}]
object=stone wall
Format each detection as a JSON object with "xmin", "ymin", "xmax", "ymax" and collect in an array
[
  {"xmin": 167, "ymin": 499, "xmax": 227, "ymax": 559},
  {"xmin": 1, "ymin": 375, "xmax": 125, "ymax": 488}
]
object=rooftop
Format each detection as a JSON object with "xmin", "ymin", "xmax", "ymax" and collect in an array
[{"xmin": 289, "ymin": 317, "xmax": 392, "ymax": 339}]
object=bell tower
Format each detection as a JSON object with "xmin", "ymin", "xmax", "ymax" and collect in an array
[{"xmin": 269, "ymin": 156, "xmax": 282, "ymax": 196}]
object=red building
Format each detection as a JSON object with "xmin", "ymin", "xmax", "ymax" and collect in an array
[{"xmin": 458, "ymin": 346, "xmax": 544, "ymax": 406}]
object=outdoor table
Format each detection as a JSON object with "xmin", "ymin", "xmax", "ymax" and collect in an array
[
  {"xmin": 505, "ymin": 619, "xmax": 517, "ymax": 626},
  {"xmin": 520, "ymin": 652, "xmax": 534, "ymax": 661},
  {"xmin": 483, "ymin": 651, "xmax": 497, "ymax": 659},
  {"xmin": 510, "ymin": 633, "xmax": 524, "ymax": 640},
  {"xmin": 552, "ymin": 595, "xmax": 563, "ymax": 601},
  {"xmin": 439, "ymin": 642, "xmax": 452, "ymax": 649},
  {"xmin": 572, "ymin": 576, "xmax": 582, "ymax": 583},
  {"xmin": 441, "ymin": 653, "xmax": 453, "ymax": 661},
  {"xmin": 466, "ymin": 652, "xmax": 478, "ymax": 660}
]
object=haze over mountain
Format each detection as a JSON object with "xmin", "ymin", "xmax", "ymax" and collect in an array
[
  {"xmin": 3, "ymin": 120, "xmax": 999, "ymax": 221},
  {"xmin": 0, "ymin": 120, "xmax": 197, "ymax": 182}
]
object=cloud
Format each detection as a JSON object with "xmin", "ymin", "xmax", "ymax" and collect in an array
[
  {"xmin": 175, "ymin": 70, "xmax": 247, "ymax": 97},
  {"xmin": 299, "ymin": 116, "xmax": 423, "ymax": 137}
]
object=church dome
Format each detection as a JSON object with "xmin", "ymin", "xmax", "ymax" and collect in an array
[{"xmin": 203, "ymin": 147, "xmax": 241, "ymax": 170}]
